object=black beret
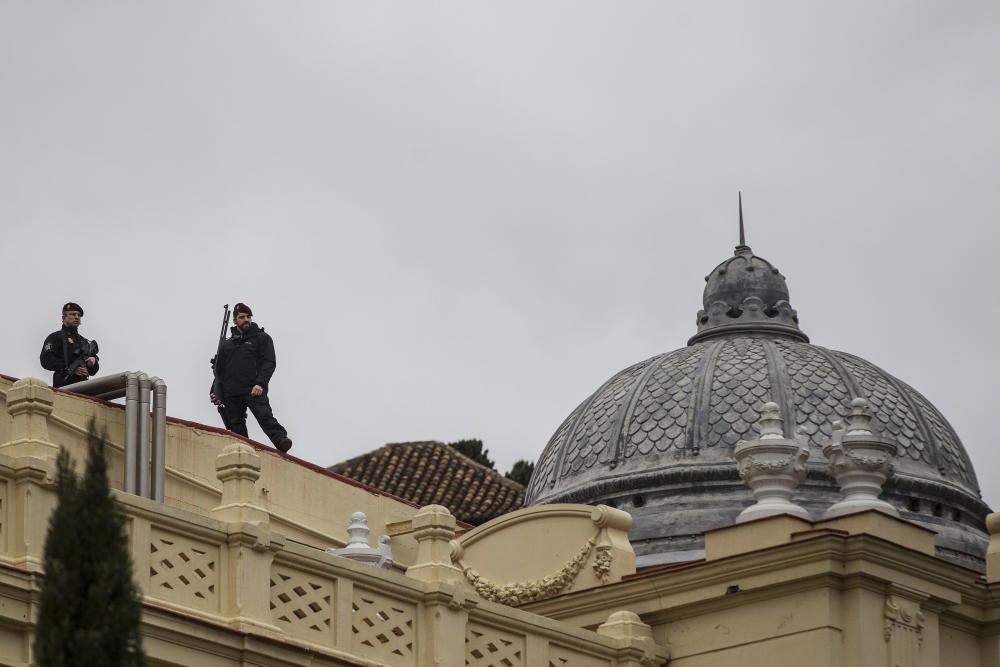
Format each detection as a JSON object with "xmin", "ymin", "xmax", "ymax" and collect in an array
[
  {"xmin": 233, "ymin": 302, "xmax": 253, "ymax": 320},
  {"xmin": 62, "ymin": 302, "xmax": 84, "ymax": 316}
]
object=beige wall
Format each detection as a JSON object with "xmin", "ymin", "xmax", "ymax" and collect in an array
[{"xmin": 5, "ymin": 373, "xmax": 1000, "ymax": 667}]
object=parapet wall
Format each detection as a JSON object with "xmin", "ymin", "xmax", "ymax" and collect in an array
[
  {"xmin": 0, "ymin": 375, "xmax": 668, "ymax": 666},
  {"xmin": 0, "ymin": 374, "xmax": 423, "ymax": 563}
]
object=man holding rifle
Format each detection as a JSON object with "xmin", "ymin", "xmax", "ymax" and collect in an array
[
  {"xmin": 40, "ymin": 302, "xmax": 100, "ymax": 388},
  {"xmin": 210, "ymin": 303, "xmax": 292, "ymax": 453}
]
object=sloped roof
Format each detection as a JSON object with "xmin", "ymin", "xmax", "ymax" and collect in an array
[{"xmin": 330, "ymin": 441, "xmax": 525, "ymax": 525}]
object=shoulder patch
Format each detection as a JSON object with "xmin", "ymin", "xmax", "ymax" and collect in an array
[{"xmin": 44, "ymin": 342, "xmax": 53, "ymax": 351}]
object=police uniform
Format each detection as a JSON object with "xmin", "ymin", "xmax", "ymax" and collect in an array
[
  {"xmin": 40, "ymin": 303, "xmax": 100, "ymax": 388},
  {"xmin": 212, "ymin": 305, "xmax": 291, "ymax": 452}
]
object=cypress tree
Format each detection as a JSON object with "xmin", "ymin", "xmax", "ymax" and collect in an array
[
  {"xmin": 504, "ymin": 459, "xmax": 535, "ymax": 487},
  {"xmin": 449, "ymin": 438, "xmax": 495, "ymax": 469},
  {"xmin": 34, "ymin": 423, "xmax": 146, "ymax": 666}
]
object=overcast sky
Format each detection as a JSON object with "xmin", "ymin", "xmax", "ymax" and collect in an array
[{"xmin": 2, "ymin": 2, "xmax": 998, "ymax": 506}]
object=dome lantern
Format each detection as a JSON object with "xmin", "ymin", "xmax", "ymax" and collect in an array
[{"xmin": 689, "ymin": 196, "xmax": 807, "ymax": 344}]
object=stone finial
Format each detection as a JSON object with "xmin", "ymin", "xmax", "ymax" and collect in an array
[
  {"xmin": 845, "ymin": 396, "xmax": 876, "ymax": 434},
  {"xmin": 346, "ymin": 512, "xmax": 371, "ymax": 548},
  {"xmin": 733, "ymin": 402, "xmax": 811, "ymax": 522},
  {"xmin": 328, "ymin": 511, "xmax": 394, "ymax": 569},
  {"xmin": 2, "ymin": 378, "xmax": 59, "ymax": 458},
  {"xmin": 405, "ymin": 504, "xmax": 464, "ymax": 585},
  {"xmin": 597, "ymin": 611, "xmax": 669, "ymax": 666},
  {"xmin": 212, "ymin": 441, "xmax": 267, "ymax": 523},
  {"xmin": 822, "ymin": 398, "xmax": 898, "ymax": 519},
  {"xmin": 757, "ymin": 401, "xmax": 784, "ymax": 439}
]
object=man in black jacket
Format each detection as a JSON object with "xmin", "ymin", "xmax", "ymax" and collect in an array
[
  {"xmin": 40, "ymin": 302, "xmax": 100, "ymax": 388},
  {"xmin": 210, "ymin": 303, "xmax": 292, "ymax": 453}
]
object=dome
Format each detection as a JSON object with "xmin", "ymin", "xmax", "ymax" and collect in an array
[{"xmin": 526, "ymin": 238, "xmax": 989, "ymax": 568}]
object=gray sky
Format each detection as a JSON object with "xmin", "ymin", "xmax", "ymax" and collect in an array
[{"xmin": 2, "ymin": 3, "xmax": 999, "ymax": 506}]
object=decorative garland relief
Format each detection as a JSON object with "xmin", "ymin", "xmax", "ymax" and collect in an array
[{"xmin": 455, "ymin": 530, "xmax": 611, "ymax": 606}]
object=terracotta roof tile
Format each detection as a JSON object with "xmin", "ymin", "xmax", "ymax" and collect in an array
[{"xmin": 330, "ymin": 441, "xmax": 526, "ymax": 525}]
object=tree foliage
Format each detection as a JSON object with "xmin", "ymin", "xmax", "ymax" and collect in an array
[
  {"xmin": 504, "ymin": 459, "xmax": 535, "ymax": 487},
  {"xmin": 35, "ymin": 422, "xmax": 146, "ymax": 667},
  {"xmin": 449, "ymin": 439, "xmax": 495, "ymax": 469}
]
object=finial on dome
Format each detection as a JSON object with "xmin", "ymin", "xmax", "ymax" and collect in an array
[
  {"xmin": 739, "ymin": 192, "xmax": 745, "ymax": 245},
  {"xmin": 689, "ymin": 196, "xmax": 809, "ymax": 345},
  {"xmin": 735, "ymin": 191, "xmax": 752, "ymax": 257}
]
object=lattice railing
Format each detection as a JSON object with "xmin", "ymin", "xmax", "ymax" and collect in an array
[
  {"xmin": 351, "ymin": 585, "xmax": 417, "ymax": 667},
  {"xmin": 270, "ymin": 563, "xmax": 333, "ymax": 643},
  {"xmin": 548, "ymin": 643, "xmax": 613, "ymax": 667},
  {"xmin": 147, "ymin": 527, "xmax": 220, "ymax": 613},
  {"xmin": 466, "ymin": 621, "xmax": 525, "ymax": 667}
]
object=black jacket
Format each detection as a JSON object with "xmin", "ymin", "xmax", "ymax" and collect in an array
[
  {"xmin": 40, "ymin": 326, "xmax": 100, "ymax": 388},
  {"xmin": 214, "ymin": 323, "xmax": 277, "ymax": 397}
]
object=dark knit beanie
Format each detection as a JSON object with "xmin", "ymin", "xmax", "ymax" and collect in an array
[
  {"xmin": 233, "ymin": 303, "xmax": 253, "ymax": 320},
  {"xmin": 62, "ymin": 302, "xmax": 84, "ymax": 316}
]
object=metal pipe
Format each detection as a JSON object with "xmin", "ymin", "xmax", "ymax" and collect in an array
[
  {"xmin": 63, "ymin": 372, "xmax": 130, "ymax": 399},
  {"xmin": 150, "ymin": 377, "xmax": 167, "ymax": 502},
  {"xmin": 94, "ymin": 390, "xmax": 125, "ymax": 401},
  {"xmin": 124, "ymin": 372, "xmax": 140, "ymax": 495},
  {"xmin": 137, "ymin": 373, "xmax": 152, "ymax": 498}
]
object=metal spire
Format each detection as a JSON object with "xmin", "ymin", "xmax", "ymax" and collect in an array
[
  {"xmin": 739, "ymin": 191, "xmax": 745, "ymax": 246},
  {"xmin": 735, "ymin": 191, "xmax": 751, "ymax": 256}
]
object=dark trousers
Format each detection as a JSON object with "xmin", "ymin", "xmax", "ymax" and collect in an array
[{"xmin": 222, "ymin": 393, "xmax": 287, "ymax": 446}]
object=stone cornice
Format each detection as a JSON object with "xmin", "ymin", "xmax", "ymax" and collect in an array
[{"xmin": 522, "ymin": 531, "xmax": 985, "ymax": 628}]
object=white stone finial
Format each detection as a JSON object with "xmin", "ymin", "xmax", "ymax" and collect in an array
[
  {"xmin": 328, "ymin": 511, "xmax": 394, "ymax": 569},
  {"xmin": 345, "ymin": 512, "xmax": 371, "ymax": 549},
  {"xmin": 845, "ymin": 397, "xmax": 875, "ymax": 435},
  {"xmin": 757, "ymin": 401, "xmax": 784, "ymax": 439},
  {"xmin": 733, "ymin": 401, "xmax": 811, "ymax": 522},
  {"xmin": 822, "ymin": 398, "xmax": 898, "ymax": 519}
]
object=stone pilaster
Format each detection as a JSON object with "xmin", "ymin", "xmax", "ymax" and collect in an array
[
  {"xmin": 211, "ymin": 440, "xmax": 281, "ymax": 631},
  {"xmin": 0, "ymin": 379, "xmax": 60, "ymax": 571},
  {"xmin": 596, "ymin": 611, "xmax": 669, "ymax": 667},
  {"xmin": 418, "ymin": 584, "xmax": 476, "ymax": 667},
  {"xmin": 2, "ymin": 378, "xmax": 58, "ymax": 459},
  {"xmin": 212, "ymin": 441, "xmax": 267, "ymax": 524},
  {"xmin": 406, "ymin": 504, "xmax": 465, "ymax": 585},
  {"xmin": 986, "ymin": 512, "xmax": 1000, "ymax": 584}
]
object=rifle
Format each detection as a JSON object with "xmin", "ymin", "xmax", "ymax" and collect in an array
[
  {"xmin": 211, "ymin": 304, "xmax": 231, "ymax": 409},
  {"xmin": 65, "ymin": 339, "xmax": 98, "ymax": 383}
]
